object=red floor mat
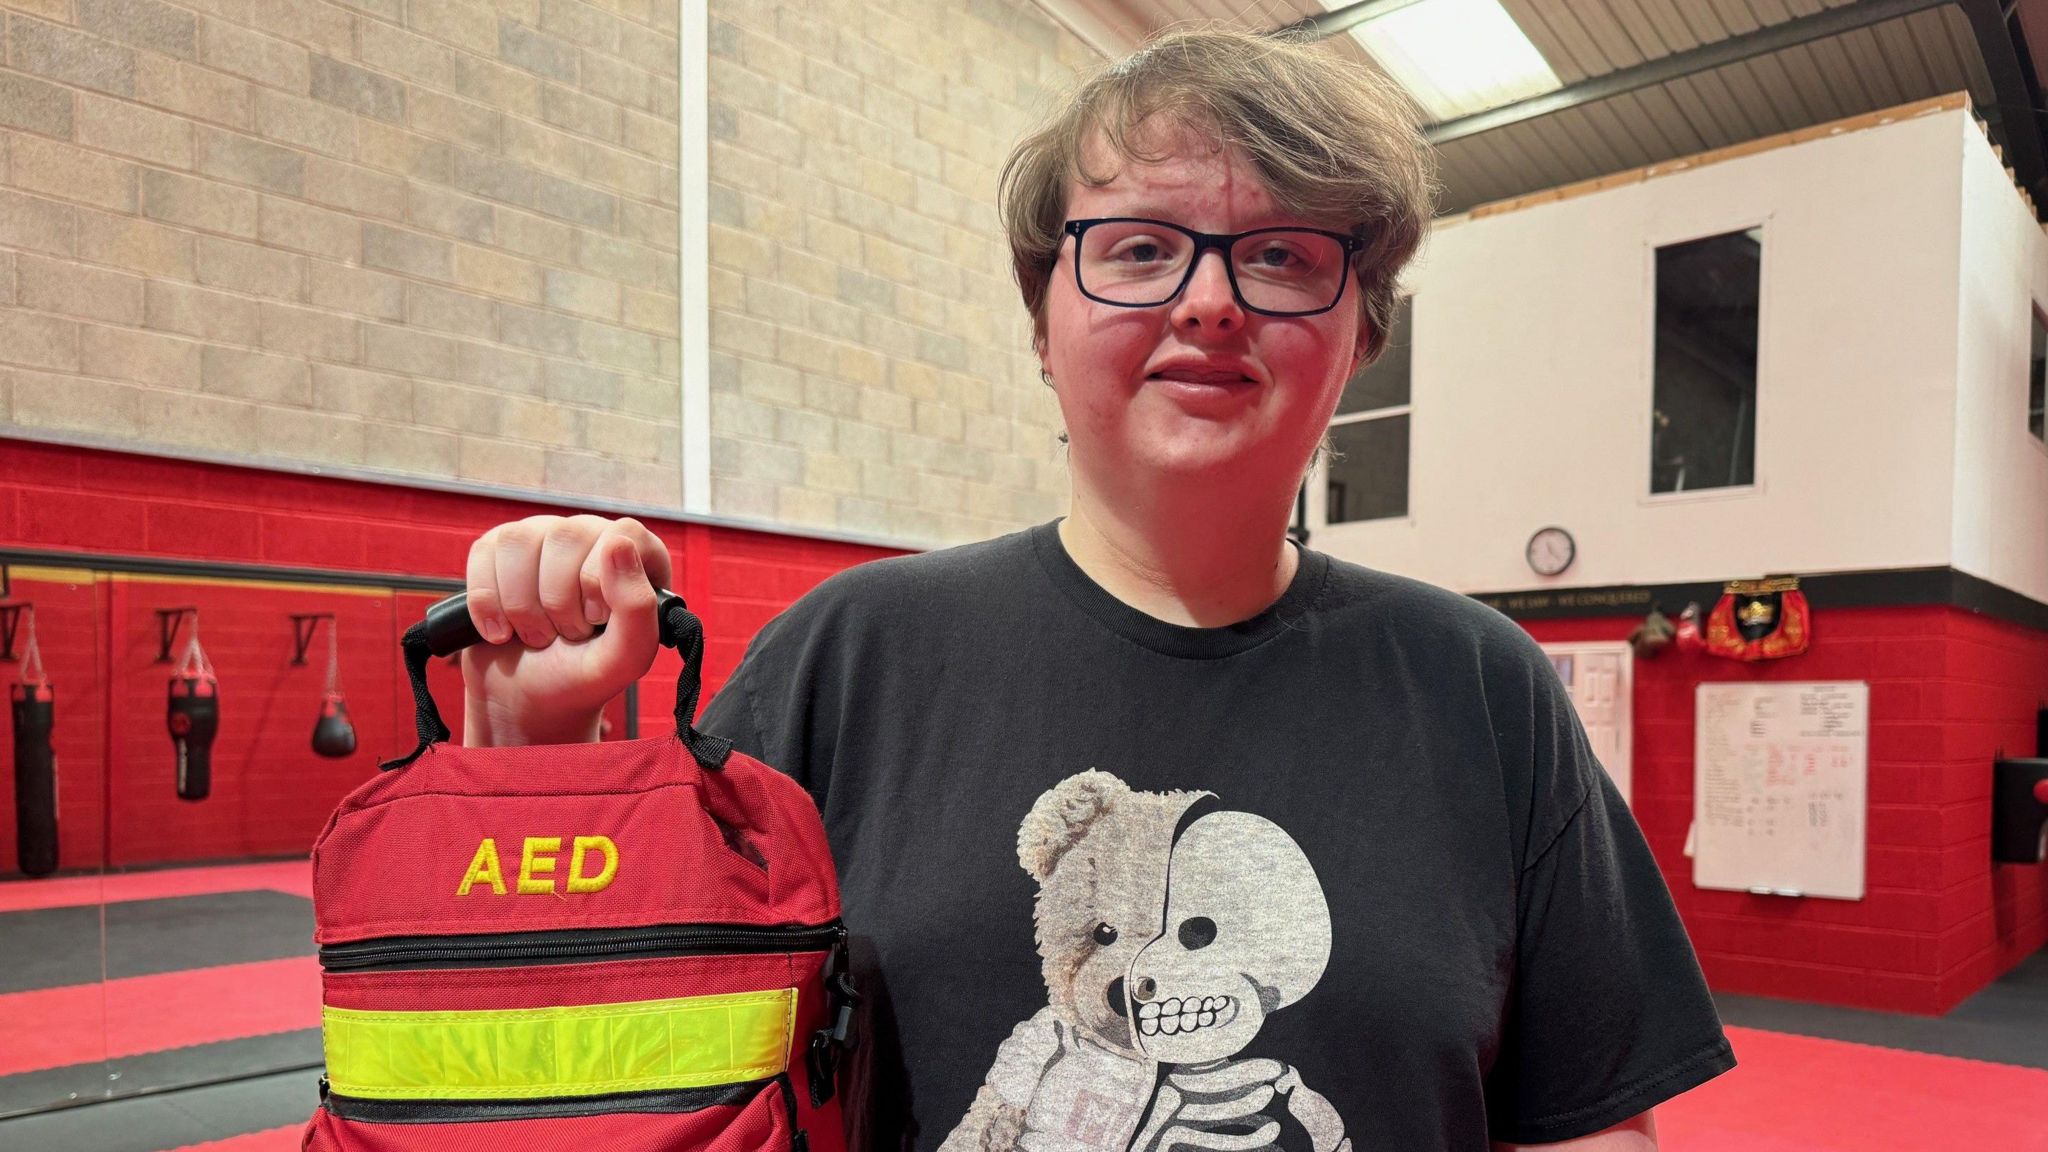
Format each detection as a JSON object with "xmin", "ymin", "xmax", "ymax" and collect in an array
[
  {"xmin": 162, "ymin": 1123, "xmax": 306, "ymax": 1151},
  {"xmin": 0, "ymin": 956, "xmax": 319, "ymax": 1077},
  {"xmin": 1658, "ymin": 1025, "xmax": 2048, "ymax": 1151},
  {"xmin": 0, "ymin": 861, "xmax": 312, "ymax": 914}
]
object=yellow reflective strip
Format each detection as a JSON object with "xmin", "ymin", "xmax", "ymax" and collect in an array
[{"xmin": 323, "ymin": 988, "xmax": 797, "ymax": 1100}]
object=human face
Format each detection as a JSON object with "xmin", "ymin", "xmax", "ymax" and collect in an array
[{"xmin": 1041, "ymin": 125, "xmax": 1371, "ymax": 492}]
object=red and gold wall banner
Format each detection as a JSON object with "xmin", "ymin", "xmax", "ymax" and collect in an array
[{"xmin": 1704, "ymin": 577, "xmax": 1811, "ymax": 660}]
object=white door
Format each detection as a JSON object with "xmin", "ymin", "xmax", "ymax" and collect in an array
[{"xmin": 1540, "ymin": 642, "xmax": 1633, "ymax": 804}]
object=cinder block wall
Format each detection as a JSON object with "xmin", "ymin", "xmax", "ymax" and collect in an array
[
  {"xmin": 0, "ymin": 0, "xmax": 685, "ymax": 508},
  {"xmin": 705, "ymin": 0, "xmax": 1092, "ymax": 542}
]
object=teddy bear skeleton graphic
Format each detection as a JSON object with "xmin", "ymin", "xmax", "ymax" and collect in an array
[{"xmin": 939, "ymin": 770, "xmax": 1350, "ymax": 1152}]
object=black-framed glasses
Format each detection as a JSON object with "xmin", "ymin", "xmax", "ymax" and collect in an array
[{"xmin": 1063, "ymin": 218, "xmax": 1364, "ymax": 318}]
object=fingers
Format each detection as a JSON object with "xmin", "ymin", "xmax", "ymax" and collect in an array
[
  {"xmin": 464, "ymin": 528, "xmax": 511, "ymax": 645},
  {"xmin": 575, "ymin": 518, "xmax": 670, "ymax": 628},
  {"xmin": 466, "ymin": 515, "xmax": 672, "ymax": 651},
  {"xmin": 581, "ymin": 534, "xmax": 660, "ymax": 687},
  {"xmin": 492, "ymin": 517, "xmax": 553, "ymax": 648},
  {"xmin": 537, "ymin": 515, "xmax": 611, "ymax": 642}
]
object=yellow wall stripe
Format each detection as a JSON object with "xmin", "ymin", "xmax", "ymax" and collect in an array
[
  {"xmin": 110, "ymin": 571, "xmax": 398, "ymax": 597},
  {"xmin": 323, "ymin": 989, "xmax": 797, "ymax": 1101}
]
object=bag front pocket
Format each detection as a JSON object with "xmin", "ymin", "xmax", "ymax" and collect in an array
[
  {"xmin": 307, "ymin": 923, "xmax": 844, "ymax": 1152},
  {"xmin": 305, "ymin": 1072, "xmax": 800, "ymax": 1152}
]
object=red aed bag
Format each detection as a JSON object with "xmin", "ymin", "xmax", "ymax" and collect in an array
[{"xmin": 304, "ymin": 591, "xmax": 857, "ymax": 1152}]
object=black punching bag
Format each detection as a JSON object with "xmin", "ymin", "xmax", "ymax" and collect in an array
[
  {"xmin": 311, "ymin": 620, "xmax": 356, "ymax": 759},
  {"xmin": 12, "ymin": 613, "xmax": 58, "ymax": 877},
  {"xmin": 167, "ymin": 624, "xmax": 219, "ymax": 802},
  {"xmin": 312, "ymin": 695, "xmax": 356, "ymax": 758}
]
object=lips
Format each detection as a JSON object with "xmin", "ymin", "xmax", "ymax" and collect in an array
[
  {"xmin": 1149, "ymin": 369, "xmax": 1255, "ymax": 386},
  {"xmin": 1136, "ymin": 995, "xmax": 1237, "ymax": 1037}
]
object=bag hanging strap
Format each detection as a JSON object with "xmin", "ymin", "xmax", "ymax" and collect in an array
[
  {"xmin": 172, "ymin": 614, "xmax": 214, "ymax": 682},
  {"xmin": 381, "ymin": 589, "xmax": 731, "ymax": 773},
  {"xmin": 17, "ymin": 607, "xmax": 47, "ymax": 689},
  {"xmin": 323, "ymin": 619, "xmax": 342, "ymax": 698}
]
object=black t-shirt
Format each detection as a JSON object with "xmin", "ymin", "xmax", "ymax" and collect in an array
[{"xmin": 701, "ymin": 521, "xmax": 1733, "ymax": 1152}]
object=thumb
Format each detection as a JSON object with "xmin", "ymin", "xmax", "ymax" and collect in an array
[{"xmin": 581, "ymin": 534, "xmax": 660, "ymax": 690}]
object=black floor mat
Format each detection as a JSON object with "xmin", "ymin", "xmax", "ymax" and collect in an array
[
  {"xmin": 0, "ymin": 891, "xmax": 314, "ymax": 994},
  {"xmin": 1715, "ymin": 949, "xmax": 2048, "ymax": 1070},
  {"xmin": 0, "ymin": 1030, "xmax": 322, "ymax": 1121}
]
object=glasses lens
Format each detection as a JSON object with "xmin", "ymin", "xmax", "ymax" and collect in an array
[
  {"xmin": 1231, "ymin": 231, "xmax": 1348, "ymax": 315},
  {"xmin": 1075, "ymin": 221, "xmax": 1195, "ymax": 305}
]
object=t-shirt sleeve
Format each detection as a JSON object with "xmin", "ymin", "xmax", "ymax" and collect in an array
[
  {"xmin": 1482, "ymin": 638, "xmax": 1736, "ymax": 1143},
  {"xmin": 694, "ymin": 580, "xmax": 845, "ymax": 802},
  {"xmin": 698, "ymin": 652, "xmax": 765, "ymax": 763}
]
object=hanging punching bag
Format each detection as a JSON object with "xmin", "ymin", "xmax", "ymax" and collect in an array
[
  {"xmin": 167, "ymin": 618, "xmax": 219, "ymax": 802},
  {"xmin": 11, "ymin": 609, "xmax": 58, "ymax": 877},
  {"xmin": 311, "ymin": 619, "xmax": 356, "ymax": 758}
]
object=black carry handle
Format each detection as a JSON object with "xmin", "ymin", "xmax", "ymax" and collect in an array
[{"xmin": 380, "ymin": 589, "xmax": 733, "ymax": 773}]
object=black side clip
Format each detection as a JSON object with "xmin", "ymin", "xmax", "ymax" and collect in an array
[{"xmin": 807, "ymin": 929, "xmax": 861, "ymax": 1108}]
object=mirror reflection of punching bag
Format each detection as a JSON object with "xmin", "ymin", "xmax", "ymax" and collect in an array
[
  {"xmin": 311, "ymin": 618, "xmax": 356, "ymax": 758},
  {"xmin": 167, "ymin": 617, "xmax": 219, "ymax": 802},
  {"xmin": 11, "ymin": 608, "xmax": 59, "ymax": 877}
]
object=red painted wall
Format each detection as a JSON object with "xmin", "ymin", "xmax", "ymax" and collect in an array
[
  {"xmin": 9, "ymin": 439, "xmax": 2044, "ymax": 1012},
  {"xmin": 1525, "ymin": 606, "xmax": 2048, "ymax": 1014},
  {"xmin": 0, "ymin": 440, "xmax": 898, "ymax": 877}
]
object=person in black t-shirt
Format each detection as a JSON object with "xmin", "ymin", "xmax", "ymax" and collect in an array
[{"xmin": 457, "ymin": 26, "xmax": 1732, "ymax": 1152}]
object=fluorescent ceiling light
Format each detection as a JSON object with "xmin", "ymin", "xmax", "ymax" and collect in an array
[{"xmin": 1326, "ymin": 0, "xmax": 1562, "ymax": 123}]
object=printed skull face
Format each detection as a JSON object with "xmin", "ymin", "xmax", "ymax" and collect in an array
[
  {"xmin": 1126, "ymin": 810, "xmax": 1332, "ymax": 1064},
  {"xmin": 1018, "ymin": 770, "xmax": 1212, "ymax": 1056}
]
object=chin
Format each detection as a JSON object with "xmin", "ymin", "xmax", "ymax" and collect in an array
[{"xmin": 1121, "ymin": 420, "xmax": 1299, "ymax": 480}]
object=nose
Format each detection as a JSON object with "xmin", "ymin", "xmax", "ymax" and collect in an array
[
  {"xmin": 1130, "ymin": 975, "xmax": 1158, "ymax": 1003},
  {"xmin": 1169, "ymin": 249, "xmax": 1242, "ymax": 333}
]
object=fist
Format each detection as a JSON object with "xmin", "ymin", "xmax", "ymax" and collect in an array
[{"xmin": 459, "ymin": 515, "xmax": 675, "ymax": 746}]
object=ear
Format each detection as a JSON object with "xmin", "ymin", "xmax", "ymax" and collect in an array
[
  {"xmin": 1349, "ymin": 311, "xmax": 1374, "ymax": 378},
  {"xmin": 1017, "ymin": 769, "xmax": 1128, "ymax": 882}
]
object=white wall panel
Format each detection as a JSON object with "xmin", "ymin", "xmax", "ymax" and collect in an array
[
  {"xmin": 1953, "ymin": 115, "xmax": 2048, "ymax": 603},
  {"xmin": 1319, "ymin": 109, "xmax": 1972, "ymax": 595}
]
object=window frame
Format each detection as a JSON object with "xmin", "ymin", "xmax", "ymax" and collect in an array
[
  {"xmin": 1640, "ymin": 216, "xmax": 1772, "ymax": 506},
  {"xmin": 1315, "ymin": 294, "xmax": 1415, "ymax": 530},
  {"xmin": 2027, "ymin": 301, "xmax": 2047, "ymax": 453}
]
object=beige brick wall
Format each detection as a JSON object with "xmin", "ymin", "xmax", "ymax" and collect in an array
[
  {"xmin": 0, "ymin": 0, "xmax": 684, "ymax": 508},
  {"xmin": 705, "ymin": 0, "xmax": 1092, "ymax": 543}
]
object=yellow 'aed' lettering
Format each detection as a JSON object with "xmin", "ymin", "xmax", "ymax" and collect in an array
[
  {"xmin": 458, "ymin": 835, "xmax": 619, "ymax": 896},
  {"xmin": 456, "ymin": 838, "xmax": 505, "ymax": 896},
  {"xmin": 517, "ymin": 836, "xmax": 560, "ymax": 894},
  {"xmin": 567, "ymin": 836, "xmax": 618, "ymax": 893}
]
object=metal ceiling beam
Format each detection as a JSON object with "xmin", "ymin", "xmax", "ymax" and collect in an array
[
  {"xmin": 1416, "ymin": 0, "xmax": 1953, "ymax": 145},
  {"xmin": 1271, "ymin": 0, "xmax": 1429, "ymax": 39},
  {"xmin": 1957, "ymin": 0, "xmax": 2048, "ymax": 210}
]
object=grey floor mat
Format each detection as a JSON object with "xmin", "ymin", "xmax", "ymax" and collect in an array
[
  {"xmin": 0, "ymin": 890, "xmax": 316, "ymax": 994},
  {"xmin": 0, "ymin": 1030, "xmax": 323, "ymax": 1121},
  {"xmin": 1714, "ymin": 948, "xmax": 2048, "ymax": 1069},
  {"xmin": 0, "ymin": 1064, "xmax": 317, "ymax": 1152}
]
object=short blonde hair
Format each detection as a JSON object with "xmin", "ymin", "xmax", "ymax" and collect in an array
[{"xmin": 1000, "ymin": 26, "xmax": 1437, "ymax": 364}]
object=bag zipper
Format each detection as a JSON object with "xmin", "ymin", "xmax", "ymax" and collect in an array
[{"xmin": 320, "ymin": 921, "xmax": 844, "ymax": 972}]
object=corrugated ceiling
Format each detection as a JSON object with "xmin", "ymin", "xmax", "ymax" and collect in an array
[{"xmin": 1074, "ymin": 0, "xmax": 2001, "ymax": 212}]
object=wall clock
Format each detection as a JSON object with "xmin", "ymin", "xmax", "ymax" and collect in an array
[{"xmin": 1527, "ymin": 527, "xmax": 1575, "ymax": 577}]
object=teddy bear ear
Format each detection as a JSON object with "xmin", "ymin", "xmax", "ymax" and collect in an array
[{"xmin": 1016, "ymin": 769, "xmax": 1129, "ymax": 882}]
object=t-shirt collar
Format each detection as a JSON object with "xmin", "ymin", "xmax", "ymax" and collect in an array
[{"xmin": 1028, "ymin": 519, "xmax": 1329, "ymax": 660}]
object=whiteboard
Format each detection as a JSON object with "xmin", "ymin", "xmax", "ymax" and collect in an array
[{"xmin": 1693, "ymin": 681, "xmax": 1868, "ymax": 900}]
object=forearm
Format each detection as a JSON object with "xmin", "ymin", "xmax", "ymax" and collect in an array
[{"xmin": 1492, "ymin": 1109, "xmax": 1656, "ymax": 1151}]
